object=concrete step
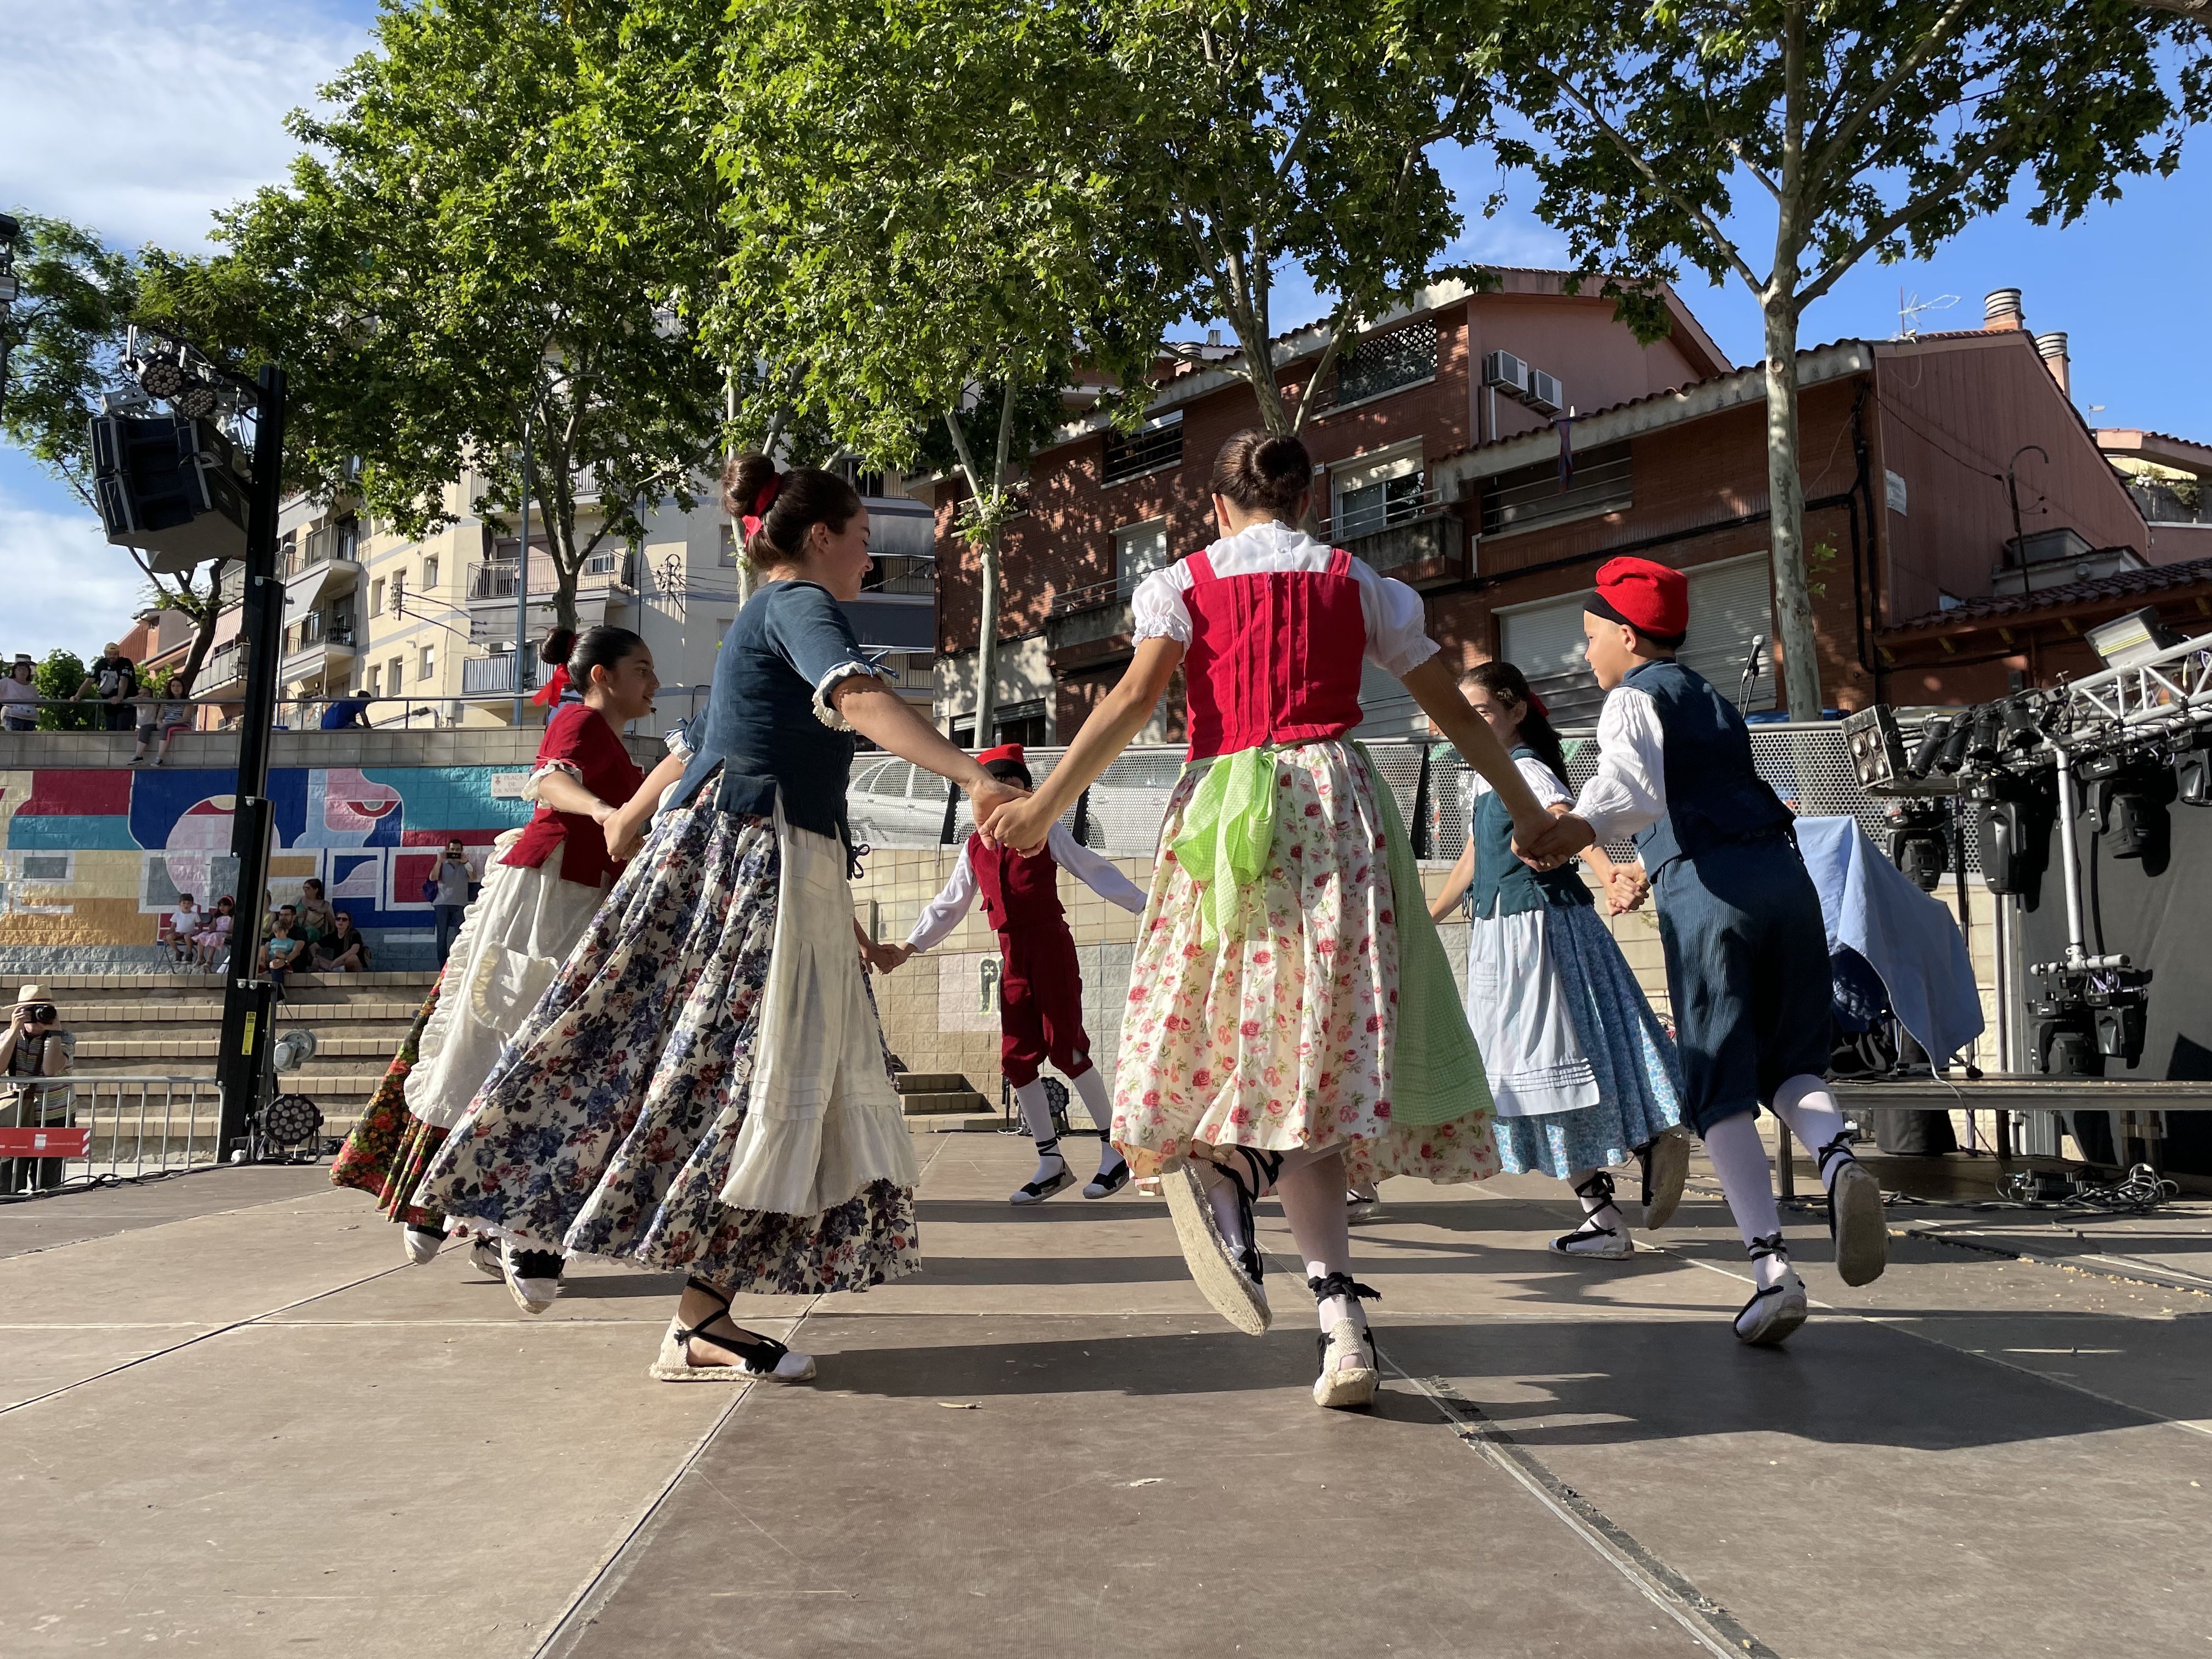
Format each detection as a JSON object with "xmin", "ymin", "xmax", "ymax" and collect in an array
[
  {"xmin": 76, "ymin": 1035, "xmax": 409, "ymax": 1062},
  {"xmin": 900, "ymin": 1090, "xmax": 992, "ymax": 1116},
  {"xmin": 64, "ymin": 1002, "xmax": 430, "ymax": 1025},
  {"xmin": 894, "ymin": 1073, "xmax": 977, "ymax": 1096},
  {"xmin": 27, "ymin": 972, "xmax": 439, "ymax": 994}
]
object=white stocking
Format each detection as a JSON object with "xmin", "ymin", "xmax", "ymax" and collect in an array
[
  {"xmin": 1276, "ymin": 1149, "xmax": 1363, "ymax": 1328},
  {"xmin": 1702, "ymin": 1114, "xmax": 1790, "ymax": 1289},
  {"xmin": 1769, "ymin": 1074, "xmax": 1853, "ymax": 1190},
  {"xmin": 1069, "ymin": 1067, "xmax": 1123, "ymax": 1175},
  {"xmin": 1012, "ymin": 1079, "xmax": 1065, "ymax": 1183}
]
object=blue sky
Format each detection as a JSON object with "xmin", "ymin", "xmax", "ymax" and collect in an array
[{"xmin": 3, "ymin": 1, "xmax": 2207, "ymax": 663}]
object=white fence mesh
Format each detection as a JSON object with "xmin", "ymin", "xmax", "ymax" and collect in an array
[{"xmin": 847, "ymin": 723, "xmax": 1967, "ymax": 869}]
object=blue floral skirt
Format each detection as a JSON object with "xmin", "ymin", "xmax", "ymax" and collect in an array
[
  {"xmin": 413, "ymin": 804, "xmax": 919, "ymax": 1295},
  {"xmin": 1484, "ymin": 904, "xmax": 1687, "ymax": 1180}
]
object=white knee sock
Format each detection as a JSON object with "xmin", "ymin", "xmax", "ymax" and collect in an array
[
  {"xmin": 1769, "ymin": 1074, "xmax": 1853, "ymax": 1191},
  {"xmin": 1702, "ymin": 1114, "xmax": 1790, "ymax": 1288},
  {"xmin": 1013, "ymin": 1080, "xmax": 1065, "ymax": 1182},
  {"xmin": 1069, "ymin": 1069, "xmax": 1122, "ymax": 1174}
]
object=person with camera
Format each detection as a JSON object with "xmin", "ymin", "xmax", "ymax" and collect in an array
[{"xmin": 2, "ymin": 988, "xmax": 76, "ymax": 1194}]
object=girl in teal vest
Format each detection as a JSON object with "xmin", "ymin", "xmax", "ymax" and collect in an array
[{"xmin": 1430, "ymin": 662, "xmax": 1690, "ymax": 1257}]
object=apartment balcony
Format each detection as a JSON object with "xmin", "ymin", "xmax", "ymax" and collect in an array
[
  {"xmin": 461, "ymin": 653, "xmax": 522, "ymax": 697},
  {"xmin": 284, "ymin": 518, "xmax": 364, "ymax": 624},
  {"xmin": 1334, "ymin": 506, "xmax": 1466, "ymax": 589},
  {"xmin": 465, "ymin": 549, "xmax": 636, "ymax": 644},
  {"xmin": 1045, "ymin": 577, "xmax": 1138, "ymax": 670},
  {"xmin": 196, "ymin": 641, "xmax": 247, "ymax": 696},
  {"xmin": 281, "ymin": 611, "xmax": 359, "ymax": 686}
]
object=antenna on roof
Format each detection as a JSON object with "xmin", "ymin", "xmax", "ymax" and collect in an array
[{"xmin": 1896, "ymin": 289, "xmax": 1960, "ymax": 341}]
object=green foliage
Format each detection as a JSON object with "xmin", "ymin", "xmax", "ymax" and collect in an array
[
  {"xmin": 0, "ymin": 215, "xmax": 144, "ymax": 505},
  {"xmin": 1476, "ymin": 0, "xmax": 2210, "ymax": 715},
  {"xmin": 33, "ymin": 651, "xmax": 92, "ymax": 731},
  {"xmin": 1489, "ymin": 1, "xmax": 2209, "ymax": 308},
  {"xmin": 1805, "ymin": 539, "xmax": 1839, "ymax": 601},
  {"xmin": 1093, "ymin": 0, "xmax": 1504, "ymax": 431},
  {"xmin": 143, "ymin": 0, "xmax": 730, "ymax": 633}
]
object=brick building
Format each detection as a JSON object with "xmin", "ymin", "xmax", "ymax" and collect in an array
[{"xmin": 928, "ymin": 274, "xmax": 2190, "ymax": 738}]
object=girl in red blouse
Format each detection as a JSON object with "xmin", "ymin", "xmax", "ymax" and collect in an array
[{"xmin": 341, "ymin": 627, "xmax": 679, "ymax": 1293}]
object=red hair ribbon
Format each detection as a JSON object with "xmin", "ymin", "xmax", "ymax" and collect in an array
[
  {"xmin": 1526, "ymin": 690, "xmax": 1549, "ymax": 719},
  {"xmin": 531, "ymin": 663, "xmax": 571, "ymax": 707},
  {"xmin": 752, "ymin": 473, "xmax": 783, "ymax": 518}
]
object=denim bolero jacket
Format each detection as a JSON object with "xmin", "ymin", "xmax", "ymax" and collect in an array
[{"xmin": 669, "ymin": 580, "xmax": 889, "ymax": 859}]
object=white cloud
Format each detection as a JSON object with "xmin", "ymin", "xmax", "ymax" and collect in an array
[
  {"xmin": 0, "ymin": 488, "xmax": 159, "ymax": 662},
  {"xmin": 0, "ymin": 0, "xmax": 368, "ymax": 252}
]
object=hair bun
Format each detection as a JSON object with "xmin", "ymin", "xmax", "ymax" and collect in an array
[
  {"xmin": 1212, "ymin": 428, "xmax": 1313, "ymax": 514},
  {"xmin": 537, "ymin": 628, "xmax": 576, "ymax": 668},
  {"xmin": 721, "ymin": 452, "xmax": 780, "ymax": 522}
]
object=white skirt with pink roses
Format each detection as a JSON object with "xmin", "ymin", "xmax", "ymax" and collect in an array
[{"xmin": 1110, "ymin": 740, "xmax": 1500, "ymax": 1188}]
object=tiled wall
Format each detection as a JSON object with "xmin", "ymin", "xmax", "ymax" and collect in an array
[{"xmin": 0, "ymin": 730, "xmax": 665, "ymax": 973}]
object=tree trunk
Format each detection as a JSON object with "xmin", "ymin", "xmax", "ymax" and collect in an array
[
  {"xmin": 972, "ymin": 529, "xmax": 1001, "ymax": 746},
  {"xmin": 173, "ymin": 601, "xmax": 222, "ymax": 699},
  {"xmin": 1762, "ymin": 300, "xmax": 1824, "ymax": 721}
]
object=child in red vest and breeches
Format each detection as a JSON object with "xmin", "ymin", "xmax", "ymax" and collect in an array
[{"xmin": 888, "ymin": 745, "xmax": 1147, "ymax": 1203}]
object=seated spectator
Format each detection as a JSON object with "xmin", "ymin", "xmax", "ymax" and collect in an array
[
  {"xmin": 0, "ymin": 656, "xmax": 39, "ymax": 732},
  {"xmin": 263, "ymin": 907, "xmax": 307, "ymax": 999},
  {"xmin": 320, "ymin": 692, "xmax": 371, "ymax": 730},
  {"xmin": 296, "ymin": 878, "xmax": 334, "ymax": 945},
  {"xmin": 191, "ymin": 896, "xmax": 236, "ymax": 972},
  {"xmin": 314, "ymin": 912, "xmax": 371, "ymax": 974},
  {"xmin": 164, "ymin": 893, "xmax": 201, "ymax": 965},
  {"xmin": 131, "ymin": 674, "xmax": 196, "ymax": 765}
]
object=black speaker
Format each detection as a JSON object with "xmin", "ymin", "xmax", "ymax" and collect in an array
[{"xmin": 88, "ymin": 414, "xmax": 249, "ymax": 571}]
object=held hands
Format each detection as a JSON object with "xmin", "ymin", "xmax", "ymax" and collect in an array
[
  {"xmin": 1515, "ymin": 812, "xmax": 1597, "ymax": 872},
  {"xmin": 978, "ymin": 793, "xmax": 1056, "ymax": 856},
  {"xmin": 1602, "ymin": 864, "xmax": 1650, "ymax": 916},
  {"xmin": 872, "ymin": 942, "xmax": 916, "ymax": 974},
  {"xmin": 967, "ymin": 776, "xmax": 1030, "ymax": 847},
  {"xmin": 603, "ymin": 799, "xmax": 652, "ymax": 864}
]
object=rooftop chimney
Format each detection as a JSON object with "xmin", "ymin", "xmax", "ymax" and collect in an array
[
  {"xmin": 1983, "ymin": 288, "xmax": 2024, "ymax": 331},
  {"xmin": 2035, "ymin": 331, "xmax": 2070, "ymax": 396}
]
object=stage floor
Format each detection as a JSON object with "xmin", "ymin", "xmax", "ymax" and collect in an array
[{"xmin": 4, "ymin": 1133, "xmax": 2209, "ymax": 1658}]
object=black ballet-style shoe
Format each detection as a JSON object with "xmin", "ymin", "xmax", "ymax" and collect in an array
[
  {"xmin": 1638, "ymin": 1130, "xmax": 1691, "ymax": 1230},
  {"xmin": 1816, "ymin": 1132, "xmax": 1889, "ymax": 1287},
  {"xmin": 650, "ymin": 1276, "xmax": 816, "ymax": 1383},
  {"xmin": 1732, "ymin": 1234, "xmax": 1808, "ymax": 1347},
  {"xmin": 1010, "ymin": 1166, "xmax": 1079, "ymax": 1206}
]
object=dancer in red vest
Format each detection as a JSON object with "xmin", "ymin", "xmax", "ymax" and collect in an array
[{"xmin": 885, "ymin": 744, "xmax": 1147, "ymax": 1203}]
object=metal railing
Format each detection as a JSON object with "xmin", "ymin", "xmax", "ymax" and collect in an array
[
  {"xmin": 285, "ymin": 521, "xmax": 360, "ymax": 577},
  {"xmin": 467, "ymin": 549, "xmax": 635, "ymax": 601},
  {"xmin": 3, "ymin": 1075, "xmax": 224, "ymax": 1190},
  {"xmin": 1102, "ymin": 418, "xmax": 1184, "ymax": 486},
  {"xmin": 285, "ymin": 611, "xmax": 357, "ymax": 654},
  {"xmin": 1047, "ymin": 574, "xmax": 1140, "ymax": 617},
  {"xmin": 1323, "ymin": 479, "xmax": 1445, "ymax": 541}
]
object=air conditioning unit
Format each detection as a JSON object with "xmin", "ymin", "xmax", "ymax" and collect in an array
[
  {"xmin": 1523, "ymin": 369, "xmax": 1564, "ymax": 415},
  {"xmin": 1481, "ymin": 351, "xmax": 1531, "ymax": 396}
]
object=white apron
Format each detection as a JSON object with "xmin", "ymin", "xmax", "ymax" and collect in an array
[
  {"xmin": 716, "ymin": 804, "xmax": 919, "ymax": 1217},
  {"xmin": 404, "ymin": 831, "xmax": 607, "ymax": 1131}
]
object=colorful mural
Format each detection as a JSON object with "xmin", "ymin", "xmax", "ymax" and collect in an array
[{"xmin": 0, "ymin": 765, "xmax": 539, "ymax": 962}]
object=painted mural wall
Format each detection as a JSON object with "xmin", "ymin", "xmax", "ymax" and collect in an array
[{"xmin": 0, "ymin": 764, "xmax": 540, "ymax": 970}]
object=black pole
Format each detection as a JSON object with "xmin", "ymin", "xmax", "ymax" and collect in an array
[
  {"xmin": 1411, "ymin": 742, "xmax": 1434, "ymax": 860},
  {"xmin": 215, "ymin": 366, "xmax": 288, "ymax": 1160}
]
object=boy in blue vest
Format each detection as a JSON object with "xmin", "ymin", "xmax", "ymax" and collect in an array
[{"xmin": 1525, "ymin": 557, "xmax": 1887, "ymax": 1344}]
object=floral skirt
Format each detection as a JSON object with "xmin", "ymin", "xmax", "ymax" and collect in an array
[
  {"xmin": 329, "ymin": 983, "xmax": 449, "ymax": 1227},
  {"xmin": 1479, "ymin": 904, "xmax": 1687, "ymax": 1180},
  {"xmin": 1112, "ymin": 741, "xmax": 1498, "ymax": 1189},
  {"xmin": 412, "ymin": 804, "xmax": 919, "ymax": 1296}
]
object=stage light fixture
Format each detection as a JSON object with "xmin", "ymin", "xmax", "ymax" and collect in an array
[
  {"xmin": 173, "ymin": 381, "xmax": 218, "ymax": 420},
  {"xmin": 272, "ymin": 1028, "xmax": 318, "ymax": 1073},
  {"xmin": 260, "ymin": 1092, "xmax": 324, "ymax": 1152},
  {"xmin": 138, "ymin": 357, "xmax": 186, "ymax": 399},
  {"xmin": 2085, "ymin": 607, "xmax": 2182, "ymax": 670}
]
